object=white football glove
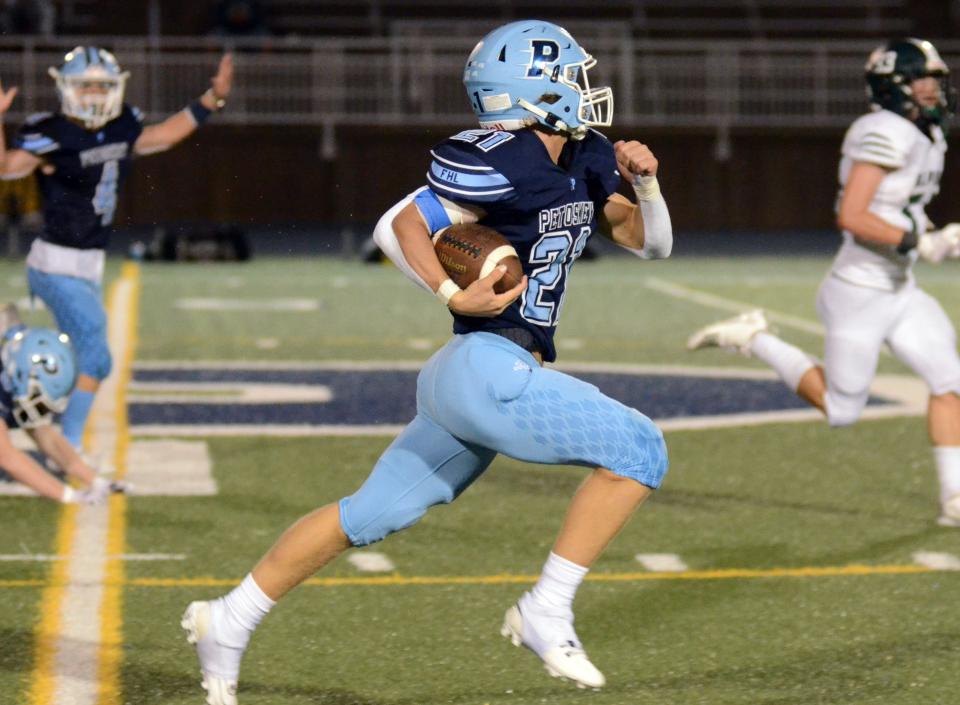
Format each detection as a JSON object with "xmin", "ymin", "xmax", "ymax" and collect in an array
[
  {"xmin": 61, "ymin": 484, "xmax": 103, "ymax": 505},
  {"xmin": 917, "ymin": 223, "xmax": 960, "ymax": 264}
]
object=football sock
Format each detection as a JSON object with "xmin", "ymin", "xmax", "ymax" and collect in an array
[
  {"xmin": 934, "ymin": 446, "xmax": 960, "ymax": 504},
  {"xmin": 749, "ymin": 332, "xmax": 817, "ymax": 393},
  {"xmin": 61, "ymin": 389, "xmax": 95, "ymax": 449},
  {"xmin": 530, "ymin": 552, "xmax": 588, "ymax": 612},
  {"xmin": 219, "ymin": 574, "xmax": 276, "ymax": 648}
]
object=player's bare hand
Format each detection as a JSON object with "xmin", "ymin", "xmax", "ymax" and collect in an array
[
  {"xmin": 449, "ymin": 266, "xmax": 527, "ymax": 317},
  {"xmin": 0, "ymin": 80, "xmax": 19, "ymax": 115},
  {"xmin": 614, "ymin": 140, "xmax": 658, "ymax": 182},
  {"xmin": 211, "ymin": 53, "xmax": 234, "ymax": 100}
]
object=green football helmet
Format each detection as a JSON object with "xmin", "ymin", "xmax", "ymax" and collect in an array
[{"xmin": 865, "ymin": 38, "xmax": 955, "ymax": 124}]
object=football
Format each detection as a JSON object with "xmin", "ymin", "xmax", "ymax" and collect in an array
[{"xmin": 433, "ymin": 223, "xmax": 524, "ymax": 294}]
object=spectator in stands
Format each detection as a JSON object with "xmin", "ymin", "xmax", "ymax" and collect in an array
[
  {"xmin": 210, "ymin": 0, "xmax": 270, "ymax": 37},
  {"xmin": 0, "ymin": 173, "xmax": 42, "ymax": 239},
  {"xmin": 0, "ymin": 0, "xmax": 54, "ymax": 35}
]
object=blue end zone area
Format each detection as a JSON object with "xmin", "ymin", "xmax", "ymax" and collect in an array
[{"xmin": 129, "ymin": 368, "xmax": 892, "ymax": 426}]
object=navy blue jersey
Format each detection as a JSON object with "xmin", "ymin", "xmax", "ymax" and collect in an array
[
  {"xmin": 427, "ymin": 128, "xmax": 620, "ymax": 362},
  {"xmin": 0, "ymin": 385, "xmax": 17, "ymax": 428},
  {"xmin": 14, "ymin": 105, "xmax": 144, "ymax": 250}
]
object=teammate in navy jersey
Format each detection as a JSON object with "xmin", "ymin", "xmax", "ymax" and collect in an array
[
  {"xmin": 183, "ymin": 20, "xmax": 673, "ymax": 703},
  {"xmin": 0, "ymin": 46, "xmax": 233, "ymax": 453},
  {"xmin": 0, "ymin": 304, "xmax": 118, "ymax": 504}
]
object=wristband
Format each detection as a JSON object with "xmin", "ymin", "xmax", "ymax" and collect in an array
[
  {"xmin": 187, "ymin": 99, "xmax": 213, "ymax": 126},
  {"xmin": 435, "ymin": 278, "xmax": 462, "ymax": 306},
  {"xmin": 896, "ymin": 228, "xmax": 918, "ymax": 254},
  {"xmin": 632, "ymin": 175, "xmax": 661, "ymax": 202},
  {"xmin": 204, "ymin": 88, "xmax": 227, "ymax": 111}
]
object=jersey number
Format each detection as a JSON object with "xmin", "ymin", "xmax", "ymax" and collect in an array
[
  {"xmin": 449, "ymin": 129, "xmax": 514, "ymax": 152},
  {"xmin": 521, "ymin": 226, "xmax": 591, "ymax": 326},
  {"xmin": 93, "ymin": 159, "xmax": 119, "ymax": 226}
]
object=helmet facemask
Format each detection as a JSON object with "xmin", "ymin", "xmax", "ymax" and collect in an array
[
  {"xmin": 49, "ymin": 47, "xmax": 129, "ymax": 130},
  {"xmin": 11, "ymin": 375, "xmax": 67, "ymax": 428}
]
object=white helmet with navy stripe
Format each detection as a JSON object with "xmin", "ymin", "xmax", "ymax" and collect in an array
[
  {"xmin": 463, "ymin": 20, "xmax": 613, "ymax": 140},
  {"xmin": 48, "ymin": 46, "xmax": 129, "ymax": 130}
]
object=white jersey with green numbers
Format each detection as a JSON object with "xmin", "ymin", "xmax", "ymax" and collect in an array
[{"xmin": 831, "ymin": 108, "xmax": 946, "ymax": 291}]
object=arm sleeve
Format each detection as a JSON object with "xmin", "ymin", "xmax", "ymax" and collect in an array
[
  {"xmin": 372, "ymin": 190, "xmax": 433, "ymax": 294},
  {"xmin": 633, "ymin": 195, "xmax": 673, "ymax": 259},
  {"xmin": 622, "ymin": 177, "xmax": 673, "ymax": 260}
]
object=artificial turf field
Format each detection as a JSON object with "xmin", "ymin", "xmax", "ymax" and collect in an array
[{"xmin": 1, "ymin": 254, "xmax": 959, "ymax": 705}]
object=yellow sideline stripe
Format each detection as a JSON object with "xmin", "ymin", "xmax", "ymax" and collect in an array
[
  {"xmin": 0, "ymin": 563, "xmax": 944, "ymax": 592},
  {"xmin": 128, "ymin": 563, "xmax": 937, "ymax": 587},
  {"xmin": 98, "ymin": 261, "xmax": 139, "ymax": 705},
  {"xmin": 25, "ymin": 504, "xmax": 77, "ymax": 705},
  {"xmin": 6, "ymin": 562, "xmax": 915, "ymax": 590}
]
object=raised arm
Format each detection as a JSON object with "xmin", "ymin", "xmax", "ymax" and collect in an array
[
  {"xmin": 0, "ymin": 80, "xmax": 42, "ymax": 179},
  {"xmin": 598, "ymin": 140, "xmax": 673, "ymax": 259},
  {"xmin": 133, "ymin": 53, "xmax": 233, "ymax": 156}
]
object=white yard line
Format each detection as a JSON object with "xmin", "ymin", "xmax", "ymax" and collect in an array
[
  {"xmin": 645, "ymin": 276, "xmax": 826, "ymax": 336},
  {"xmin": 176, "ymin": 298, "xmax": 318, "ymax": 311},
  {"xmin": 635, "ymin": 553, "xmax": 689, "ymax": 572},
  {"xmin": 124, "ymin": 440, "xmax": 217, "ymax": 496},
  {"xmin": 912, "ymin": 551, "xmax": 960, "ymax": 571},
  {"xmin": 347, "ymin": 552, "xmax": 396, "ymax": 572},
  {"xmin": 0, "ymin": 553, "xmax": 184, "ymax": 562},
  {"xmin": 126, "ymin": 381, "xmax": 332, "ymax": 404},
  {"xmin": 28, "ymin": 263, "xmax": 138, "ymax": 705},
  {"xmin": 130, "ymin": 424, "xmax": 409, "ymax": 437}
]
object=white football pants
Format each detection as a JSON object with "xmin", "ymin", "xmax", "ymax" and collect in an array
[{"xmin": 816, "ymin": 274, "xmax": 960, "ymax": 426}]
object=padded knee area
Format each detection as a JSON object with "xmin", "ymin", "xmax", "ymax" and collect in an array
[
  {"xmin": 608, "ymin": 411, "xmax": 669, "ymax": 489},
  {"xmin": 338, "ymin": 417, "xmax": 495, "ymax": 546},
  {"xmin": 824, "ymin": 390, "xmax": 866, "ymax": 427},
  {"xmin": 77, "ymin": 340, "xmax": 112, "ymax": 381}
]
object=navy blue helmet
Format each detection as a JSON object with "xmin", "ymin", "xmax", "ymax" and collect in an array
[{"xmin": 865, "ymin": 38, "xmax": 955, "ymax": 124}]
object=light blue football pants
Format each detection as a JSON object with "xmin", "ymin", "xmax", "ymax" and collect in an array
[
  {"xmin": 27, "ymin": 268, "xmax": 112, "ymax": 380},
  {"xmin": 339, "ymin": 332, "xmax": 668, "ymax": 546}
]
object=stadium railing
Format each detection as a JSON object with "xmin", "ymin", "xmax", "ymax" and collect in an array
[{"xmin": 0, "ymin": 36, "xmax": 956, "ymax": 130}]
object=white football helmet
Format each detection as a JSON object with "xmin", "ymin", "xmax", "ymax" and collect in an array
[{"xmin": 48, "ymin": 46, "xmax": 129, "ymax": 130}]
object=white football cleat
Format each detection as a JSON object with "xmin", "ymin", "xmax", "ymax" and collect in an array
[
  {"xmin": 686, "ymin": 309, "xmax": 769, "ymax": 356},
  {"xmin": 181, "ymin": 601, "xmax": 241, "ymax": 705},
  {"xmin": 500, "ymin": 592, "xmax": 605, "ymax": 690},
  {"xmin": 937, "ymin": 494, "xmax": 960, "ymax": 527}
]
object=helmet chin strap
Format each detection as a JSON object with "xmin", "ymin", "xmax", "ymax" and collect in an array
[{"xmin": 516, "ymin": 98, "xmax": 588, "ymax": 140}]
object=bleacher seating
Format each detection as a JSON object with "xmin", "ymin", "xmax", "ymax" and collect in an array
[{"xmin": 260, "ymin": 0, "xmax": 911, "ymax": 40}]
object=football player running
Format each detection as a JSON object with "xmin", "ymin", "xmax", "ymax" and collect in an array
[
  {"xmin": 0, "ymin": 46, "xmax": 233, "ymax": 455},
  {"xmin": 182, "ymin": 20, "xmax": 673, "ymax": 704},
  {"xmin": 0, "ymin": 306, "xmax": 121, "ymax": 505},
  {"xmin": 688, "ymin": 38, "xmax": 960, "ymax": 527}
]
